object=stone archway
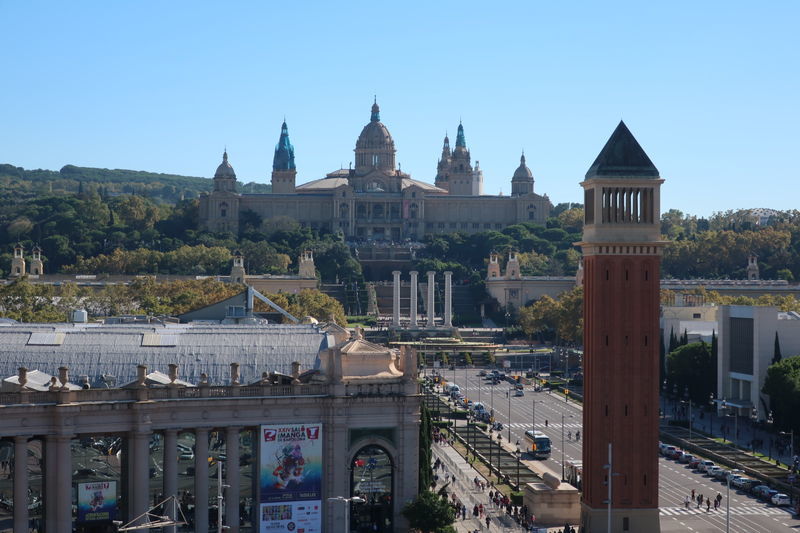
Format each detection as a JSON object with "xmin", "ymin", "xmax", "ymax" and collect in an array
[{"xmin": 349, "ymin": 444, "xmax": 394, "ymax": 532}]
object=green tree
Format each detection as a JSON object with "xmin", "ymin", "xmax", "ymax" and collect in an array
[
  {"xmin": 666, "ymin": 342, "xmax": 714, "ymax": 403},
  {"xmin": 418, "ymin": 405, "xmax": 433, "ymax": 492},
  {"xmin": 401, "ymin": 491, "xmax": 456, "ymax": 533},
  {"xmin": 762, "ymin": 356, "xmax": 800, "ymax": 433}
]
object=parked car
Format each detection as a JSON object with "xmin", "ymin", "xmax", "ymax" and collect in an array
[
  {"xmin": 765, "ymin": 489, "xmax": 779, "ymax": 503},
  {"xmin": 658, "ymin": 442, "xmax": 669, "ymax": 454},
  {"xmin": 727, "ymin": 469, "xmax": 744, "ymax": 481},
  {"xmin": 671, "ymin": 450, "xmax": 686, "ymax": 461},
  {"xmin": 706, "ymin": 466, "xmax": 724, "ymax": 478},
  {"xmin": 772, "ymin": 493, "xmax": 791, "ymax": 506},
  {"xmin": 679, "ymin": 453, "xmax": 694, "ymax": 464},
  {"xmin": 478, "ymin": 370, "xmax": 487, "ymax": 377},
  {"xmin": 662, "ymin": 446, "xmax": 677, "ymax": 457},
  {"xmin": 688, "ymin": 457, "xmax": 702, "ymax": 469},
  {"xmin": 751, "ymin": 485, "xmax": 771, "ymax": 498},
  {"xmin": 732, "ymin": 477, "xmax": 754, "ymax": 490},
  {"xmin": 713, "ymin": 468, "xmax": 730, "ymax": 480},
  {"xmin": 697, "ymin": 460, "xmax": 715, "ymax": 473}
]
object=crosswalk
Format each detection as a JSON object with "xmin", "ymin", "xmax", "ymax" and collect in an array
[
  {"xmin": 660, "ymin": 505, "xmax": 793, "ymax": 517},
  {"xmin": 505, "ymin": 422, "xmax": 582, "ymax": 429}
]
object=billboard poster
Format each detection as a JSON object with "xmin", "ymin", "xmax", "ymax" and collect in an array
[
  {"xmin": 260, "ymin": 424, "xmax": 323, "ymax": 533},
  {"xmin": 77, "ymin": 481, "xmax": 117, "ymax": 522}
]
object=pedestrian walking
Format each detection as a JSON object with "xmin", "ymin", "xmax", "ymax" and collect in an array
[
  {"xmin": 684, "ymin": 495, "xmax": 690, "ymax": 508},
  {"xmin": 706, "ymin": 498, "xmax": 711, "ymax": 512},
  {"xmin": 691, "ymin": 488, "xmax": 695, "ymax": 501},
  {"xmin": 485, "ymin": 516, "xmax": 491, "ymax": 528}
]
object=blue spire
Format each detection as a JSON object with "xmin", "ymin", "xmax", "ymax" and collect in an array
[
  {"xmin": 370, "ymin": 97, "xmax": 380, "ymax": 122},
  {"xmin": 273, "ymin": 120, "xmax": 296, "ymax": 171},
  {"xmin": 455, "ymin": 122, "xmax": 466, "ymax": 148}
]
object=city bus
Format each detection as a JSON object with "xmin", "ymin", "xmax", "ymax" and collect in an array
[{"xmin": 524, "ymin": 430, "xmax": 552, "ymax": 459}]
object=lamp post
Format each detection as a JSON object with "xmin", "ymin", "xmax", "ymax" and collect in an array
[
  {"xmin": 725, "ymin": 471, "xmax": 731, "ymax": 533},
  {"xmin": 709, "ymin": 393, "xmax": 715, "ymax": 436},
  {"xmin": 508, "ymin": 387, "xmax": 512, "ymax": 443},
  {"xmin": 750, "ymin": 407, "xmax": 758, "ymax": 453},
  {"xmin": 515, "ymin": 441, "xmax": 521, "ymax": 490},
  {"xmin": 561, "ymin": 412, "xmax": 566, "ymax": 481},
  {"xmin": 532, "ymin": 398, "xmax": 536, "ymax": 432},
  {"xmin": 496, "ymin": 433, "xmax": 503, "ymax": 482},
  {"xmin": 327, "ymin": 496, "xmax": 365, "ymax": 533},
  {"xmin": 662, "ymin": 380, "xmax": 667, "ymax": 419},
  {"xmin": 767, "ymin": 411, "xmax": 774, "ymax": 459},
  {"xmin": 780, "ymin": 429, "xmax": 795, "ymax": 504}
]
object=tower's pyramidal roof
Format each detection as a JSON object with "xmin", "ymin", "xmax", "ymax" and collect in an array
[{"xmin": 585, "ymin": 120, "xmax": 659, "ymax": 179}]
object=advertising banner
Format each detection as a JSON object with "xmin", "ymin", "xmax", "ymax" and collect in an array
[
  {"xmin": 77, "ymin": 481, "xmax": 117, "ymax": 523},
  {"xmin": 260, "ymin": 424, "xmax": 323, "ymax": 533}
]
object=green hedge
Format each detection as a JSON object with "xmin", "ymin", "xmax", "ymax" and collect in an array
[{"xmin": 510, "ymin": 491, "xmax": 523, "ymax": 506}]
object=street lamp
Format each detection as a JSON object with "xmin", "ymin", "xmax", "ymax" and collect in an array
[
  {"xmin": 515, "ymin": 440, "xmax": 521, "ymax": 490},
  {"xmin": 780, "ymin": 429, "xmax": 795, "ymax": 504},
  {"xmin": 709, "ymin": 393, "xmax": 715, "ymax": 436},
  {"xmin": 496, "ymin": 433, "xmax": 503, "ymax": 482},
  {"xmin": 662, "ymin": 380, "xmax": 667, "ymax": 419},
  {"xmin": 750, "ymin": 407, "xmax": 759, "ymax": 453},
  {"xmin": 508, "ymin": 388, "xmax": 513, "ymax": 442},
  {"xmin": 327, "ymin": 496, "xmax": 365, "ymax": 533},
  {"xmin": 561, "ymin": 412, "xmax": 566, "ymax": 481}
]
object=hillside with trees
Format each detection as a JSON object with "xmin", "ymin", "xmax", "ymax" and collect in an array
[{"xmin": 0, "ymin": 162, "xmax": 270, "ymax": 204}]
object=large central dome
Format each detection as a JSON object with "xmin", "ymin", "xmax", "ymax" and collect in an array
[{"xmin": 354, "ymin": 101, "xmax": 396, "ymax": 174}]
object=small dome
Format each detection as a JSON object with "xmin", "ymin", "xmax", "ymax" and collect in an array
[
  {"xmin": 214, "ymin": 151, "xmax": 236, "ymax": 179},
  {"xmin": 512, "ymin": 153, "xmax": 533, "ymax": 181}
]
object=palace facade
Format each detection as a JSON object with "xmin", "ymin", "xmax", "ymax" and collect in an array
[{"xmin": 199, "ymin": 102, "xmax": 552, "ymax": 240}]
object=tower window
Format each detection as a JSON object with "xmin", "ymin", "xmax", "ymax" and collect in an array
[
  {"xmin": 605, "ymin": 405, "xmax": 609, "ymax": 416},
  {"xmin": 625, "ymin": 270, "xmax": 629, "ymax": 281},
  {"xmin": 605, "ymin": 335, "xmax": 609, "ymax": 346},
  {"xmin": 644, "ymin": 335, "xmax": 648, "ymax": 346},
  {"xmin": 625, "ymin": 405, "xmax": 628, "ymax": 416},
  {"xmin": 605, "ymin": 270, "xmax": 609, "ymax": 280},
  {"xmin": 645, "ymin": 270, "xmax": 649, "ymax": 281}
]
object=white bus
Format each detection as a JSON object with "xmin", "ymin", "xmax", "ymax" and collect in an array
[{"xmin": 524, "ymin": 430, "xmax": 552, "ymax": 459}]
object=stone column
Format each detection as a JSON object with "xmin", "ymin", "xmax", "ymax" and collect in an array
[
  {"xmin": 131, "ymin": 430, "xmax": 151, "ymax": 524},
  {"xmin": 13, "ymin": 436, "xmax": 29, "ymax": 532},
  {"xmin": 194, "ymin": 428, "xmax": 210, "ymax": 533},
  {"xmin": 163, "ymin": 429, "xmax": 178, "ymax": 533},
  {"xmin": 426, "ymin": 271, "xmax": 436, "ymax": 327},
  {"xmin": 444, "ymin": 271, "xmax": 453, "ymax": 327},
  {"xmin": 225, "ymin": 427, "xmax": 241, "ymax": 533},
  {"xmin": 45, "ymin": 434, "xmax": 72, "ymax": 533},
  {"xmin": 409, "ymin": 271, "xmax": 418, "ymax": 327},
  {"xmin": 392, "ymin": 270, "xmax": 401, "ymax": 327}
]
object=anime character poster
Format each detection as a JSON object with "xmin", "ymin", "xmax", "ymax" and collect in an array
[
  {"xmin": 259, "ymin": 424, "xmax": 322, "ymax": 533},
  {"xmin": 77, "ymin": 481, "xmax": 117, "ymax": 522}
]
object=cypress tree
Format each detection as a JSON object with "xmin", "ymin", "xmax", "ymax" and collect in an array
[
  {"xmin": 711, "ymin": 330, "xmax": 718, "ymax": 394},
  {"xmin": 418, "ymin": 404, "xmax": 433, "ymax": 493},
  {"xmin": 668, "ymin": 327, "xmax": 678, "ymax": 353},
  {"xmin": 773, "ymin": 331, "xmax": 783, "ymax": 365},
  {"xmin": 681, "ymin": 328, "xmax": 689, "ymax": 346}
]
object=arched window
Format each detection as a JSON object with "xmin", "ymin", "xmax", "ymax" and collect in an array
[
  {"xmin": 350, "ymin": 445, "xmax": 394, "ymax": 532},
  {"xmin": 409, "ymin": 203, "xmax": 418, "ymax": 219},
  {"xmin": 219, "ymin": 202, "xmax": 228, "ymax": 218},
  {"xmin": 340, "ymin": 204, "xmax": 349, "ymax": 219}
]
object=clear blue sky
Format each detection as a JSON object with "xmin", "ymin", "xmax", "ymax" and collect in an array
[{"xmin": 2, "ymin": 1, "xmax": 798, "ymax": 217}]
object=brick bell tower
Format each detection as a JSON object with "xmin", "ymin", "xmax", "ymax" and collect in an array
[{"xmin": 578, "ymin": 121, "xmax": 665, "ymax": 533}]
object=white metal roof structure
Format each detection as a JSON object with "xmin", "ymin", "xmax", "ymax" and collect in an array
[{"xmin": 0, "ymin": 322, "xmax": 331, "ymax": 386}]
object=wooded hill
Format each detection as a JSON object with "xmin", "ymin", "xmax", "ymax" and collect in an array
[{"xmin": 0, "ymin": 163, "xmax": 271, "ymax": 204}]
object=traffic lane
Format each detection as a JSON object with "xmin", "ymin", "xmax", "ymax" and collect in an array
[
  {"xmin": 658, "ymin": 458, "xmax": 796, "ymax": 532},
  {"xmin": 452, "ymin": 371, "xmax": 798, "ymax": 530},
  {"xmin": 456, "ymin": 374, "xmax": 583, "ymax": 473}
]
